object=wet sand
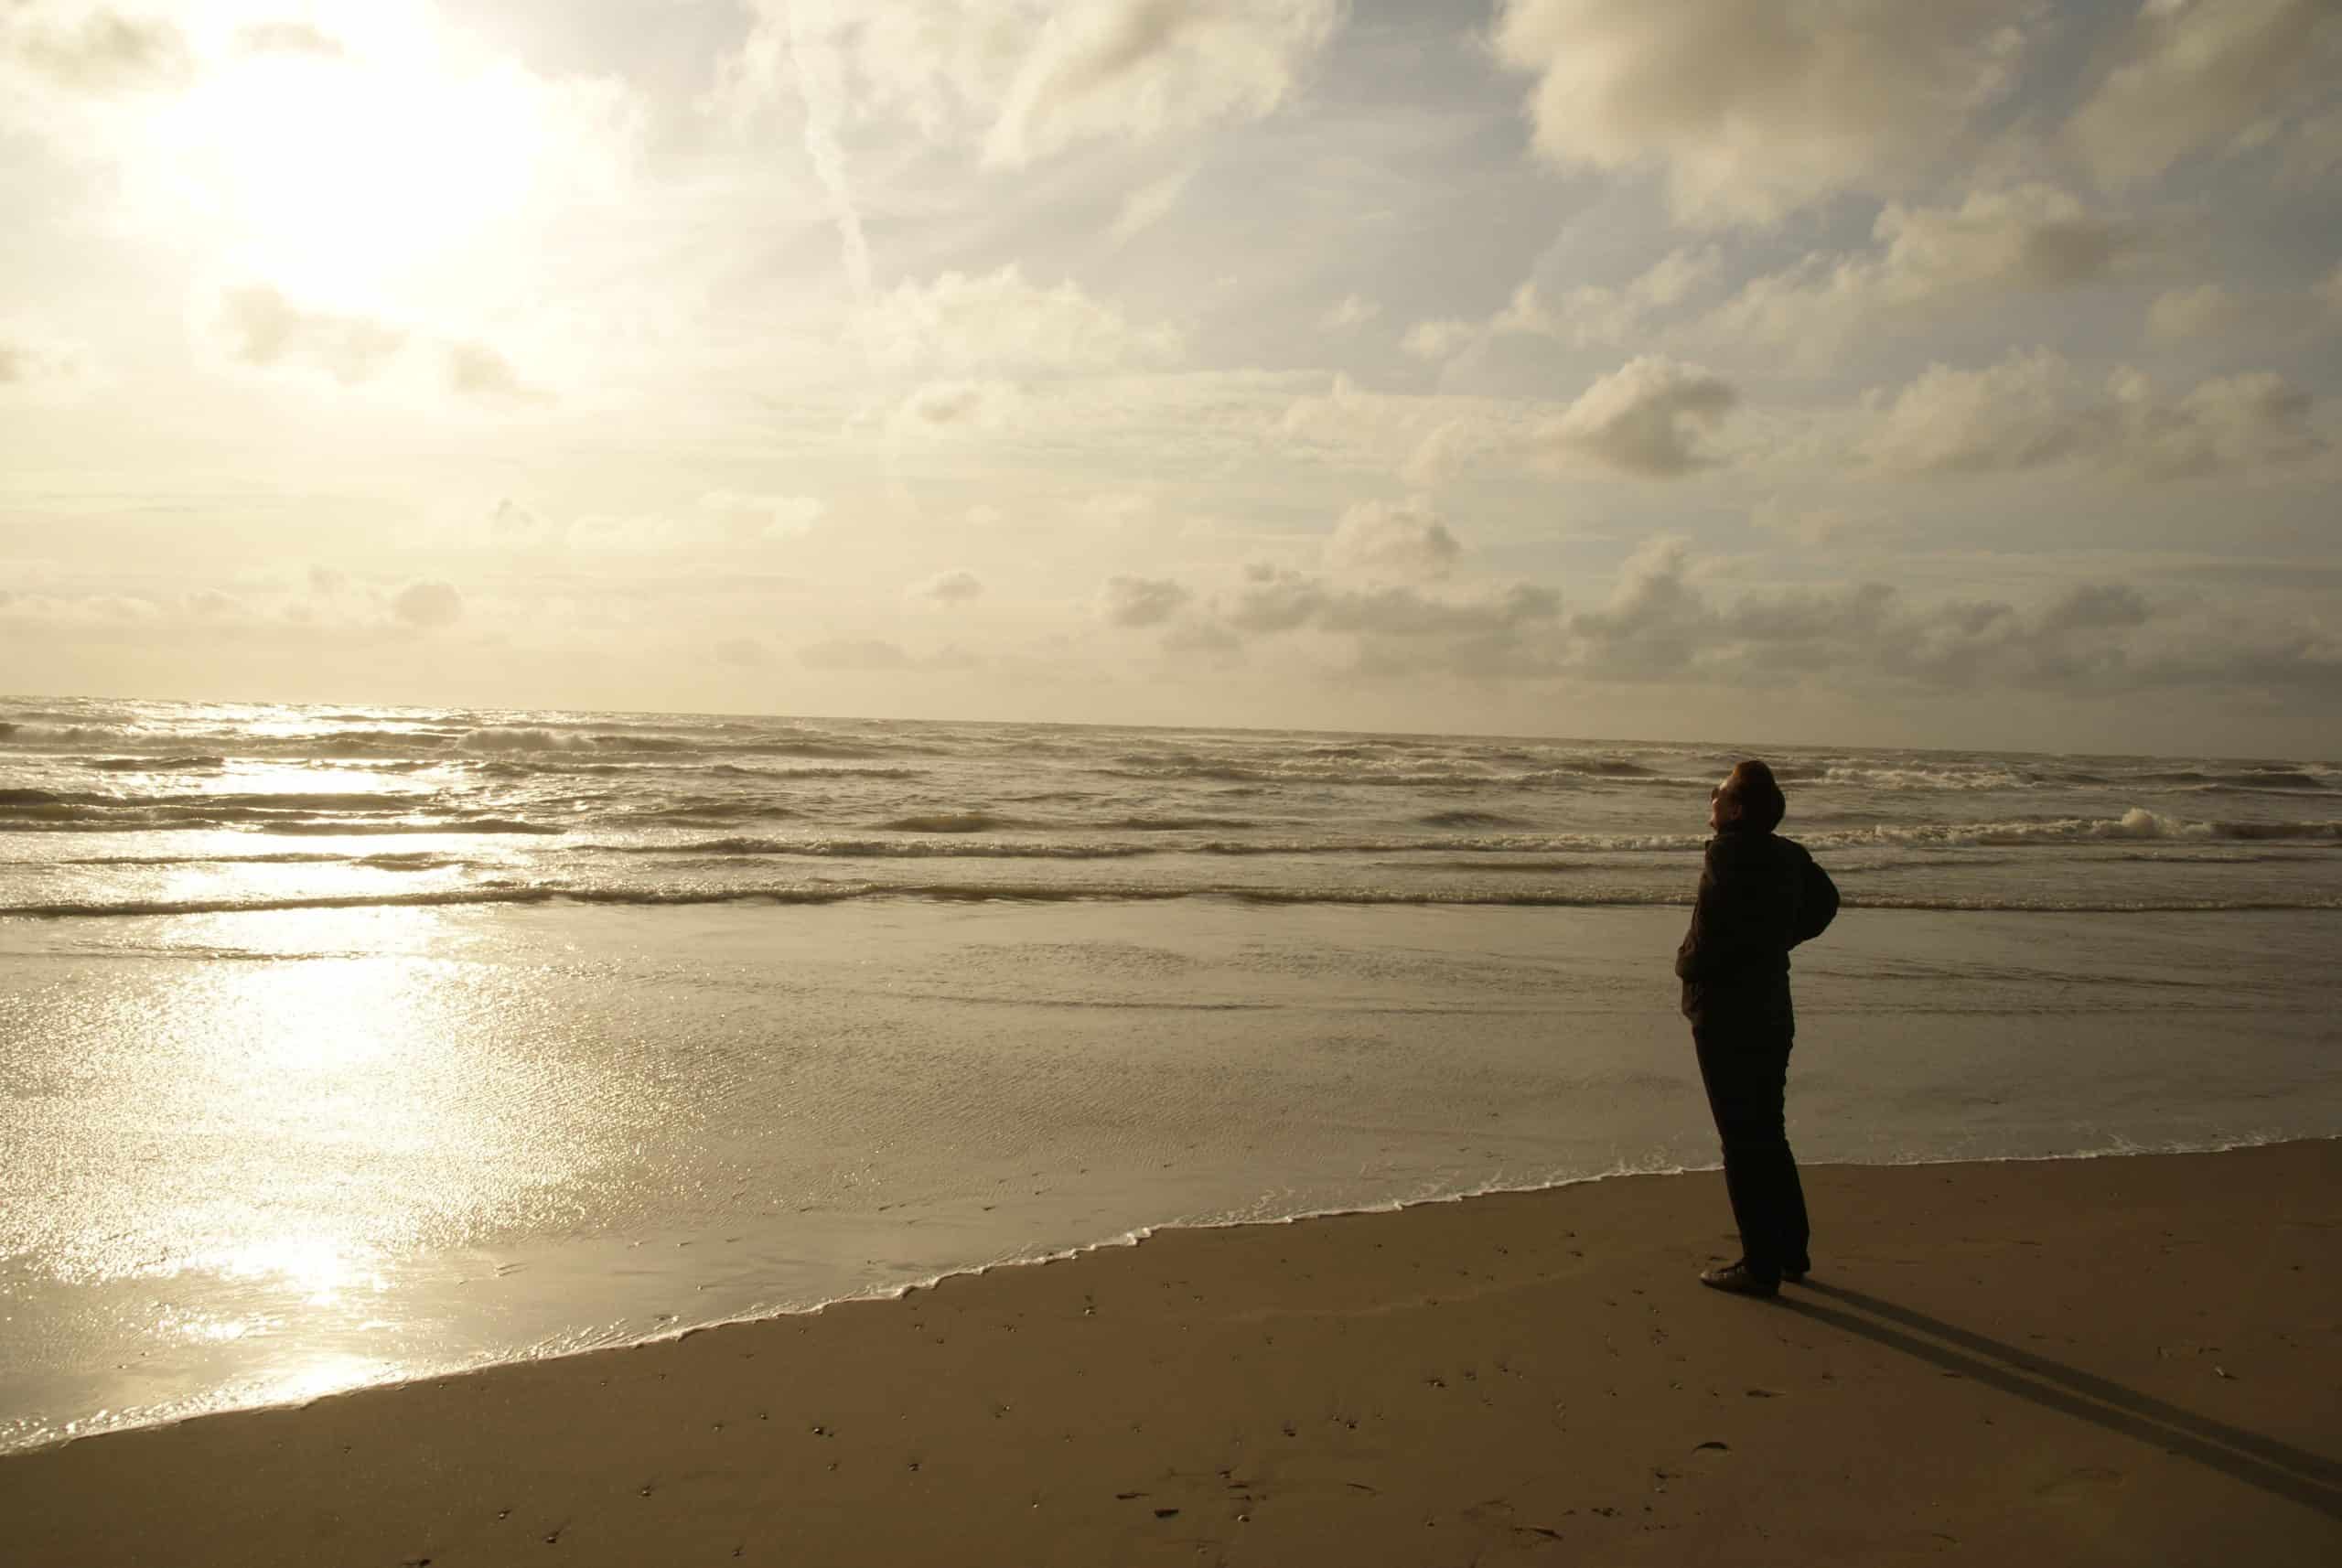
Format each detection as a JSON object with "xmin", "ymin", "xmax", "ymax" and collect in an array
[{"xmin": 4, "ymin": 1141, "xmax": 2337, "ymax": 1567}]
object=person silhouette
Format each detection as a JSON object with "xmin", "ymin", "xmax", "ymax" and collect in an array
[{"xmin": 1674, "ymin": 759, "xmax": 1839, "ymax": 1297}]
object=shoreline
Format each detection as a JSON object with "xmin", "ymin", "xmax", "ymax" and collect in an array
[
  {"xmin": 5, "ymin": 1131, "xmax": 2316, "ymax": 1462},
  {"xmin": 5, "ymin": 1139, "xmax": 2337, "ymax": 1565}
]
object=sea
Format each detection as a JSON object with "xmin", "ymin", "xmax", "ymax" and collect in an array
[{"xmin": 4, "ymin": 695, "xmax": 2338, "ymax": 1453}]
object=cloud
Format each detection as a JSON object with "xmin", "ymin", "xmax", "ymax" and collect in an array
[
  {"xmin": 1747, "ymin": 498, "xmax": 1889, "ymax": 548},
  {"xmin": 1567, "ymin": 536, "xmax": 1709, "ymax": 673},
  {"xmin": 911, "ymin": 569, "xmax": 985, "ymax": 605},
  {"xmin": 1401, "ymin": 319, "xmax": 1477, "ymax": 360},
  {"xmin": 1539, "ymin": 357, "xmax": 1736, "ymax": 477},
  {"xmin": 306, "ymin": 565, "xmax": 347, "ymax": 596},
  {"xmin": 863, "ymin": 266, "xmax": 1181, "ymax": 374},
  {"xmin": 2317, "ymin": 263, "xmax": 2342, "ymax": 317},
  {"xmin": 892, "ymin": 378, "xmax": 1021, "ymax": 434},
  {"xmin": 218, "ymin": 285, "xmax": 406, "ymax": 385},
  {"xmin": 234, "ymin": 21, "xmax": 343, "ymax": 59},
  {"xmin": 698, "ymin": 491, "xmax": 823, "ymax": 542},
  {"xmin": 1319, "ymin": 294, "xmax": 1380, "ymax": 332},
  {"xmin": 392, "ymin": 581, "xmax": 463, "ymax": 628},
  {"xmin": 2068, "ymin": 0, "xmax": 2341, "ymax": 188},
  {"xmin": 446, "ymin": 340, "xmax": 547, "ymax": 404},
  {"xmin": 714, "ymin": 637, "xmax": 768, "ymax": 668},
  {"xmin": 1161, "ymin": 562, "xmax": 1564, "ymax": 678},
  {"xmin": 1110, "ymin": 165, "xmax": 1195, "ymax": 242},
  {"xmin": 1323, "ymin": 499, "xmax": 1461, "ymax": 580},
  {"xmin": 1490, "ymin": 0, "xmax": 2028, "ymax": 223},
  {"xmin": 1703, "ymin": 185, "xmax": 2144, "ymax": 359},
  {"xmin": 1204, "ymin": 562, "xmax": 1560, "ymax": 642},
  {"xmin": 1403, "ymin": 249, "xmax": 1721, "ymax": 362},
  {"xmin": 1552, "ymin": 542, "xmax": 2336, "ymax": 700},
  {"xmin": 488, "ymin": 498, "xmax": 550, "ymax": 542},
  {"xmin": 982, "ymin": 0, "xmax": 1342, "ymax": 166},
  {"xmin": 0, "ymin": 325, "xmax": 84, "ymax": 392},
  {"xmin": 10, "ymin": 5, "xmax": 190, "ymax": 92},
  {"xmin": 1863, "ymin": 350, "xmax": 2325, "ymax": 478},
  {"xmin": 737, "ymin": 0, "xmax": 1339, "ymax": 173},
  {"xmin": 2146, "ymin": 284, "xmax": 2244, "ymax": 342},
  {"xmin": 1101, "ymin": 575, "xmax": 1191, "ymax": 628},
  {"xmin": 800, "ymin": 637, "xmax": 908, "ymax": 671}
]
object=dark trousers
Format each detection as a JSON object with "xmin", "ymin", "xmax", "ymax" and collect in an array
[{"xmin": 1693, "ymin": 1021, "xmax": 1810, "ymax": 1283}]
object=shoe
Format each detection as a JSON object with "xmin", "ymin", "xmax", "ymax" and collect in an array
[
  {"xmin": 1783, "ymin": 1261, "xmax": 1810, "ymax": 1284},
  {"xmin": 1699, "ymin": 1262, "xmax": 1778, "ymax": 1298}
]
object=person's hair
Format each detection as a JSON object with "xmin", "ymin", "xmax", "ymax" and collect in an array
[{"xmin": 1721, "ymin": 758, "xmax": 1786, "ymax": 832}]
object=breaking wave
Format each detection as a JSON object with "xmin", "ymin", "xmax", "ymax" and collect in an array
[{"xmin": 7, "ymin": 884, "xmax": 2337, "ymax": 920}]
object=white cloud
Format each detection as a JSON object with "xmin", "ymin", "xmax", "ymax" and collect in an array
[
  {"xmin": 1749, "ymin": 499, "xmax": 1879, "ymax": 547},
  {"xmin": 892, "ymin": 378, "xmax": 1022, "ymax": 435},
  {"xmin": 392, "ymin": 581, "xmax": 463, "ymax": 628},
  {"xmin": 1557, "ymin": 542, "xmax": 2342, "ymax": 702},
  {"xmin": 1490, "ymin": 0, "xmax": 2028, "ymax": 222},
  {"xmin": 217, "ymin": 285, "xmax": 405, "ymax": 385},
  {"xmin": 698, "ymin": 491, "xmax": 823, "ymax": 543},
  {"xmin": 2147, "ymin": 284, "xmax": 2242, "ymax": 342},
  {"xmin": 1110, "ymin": 165, "xmax": 1195, "ymax": 242},
  {"xmin": 1539, "ymin": 357, "xmax": 1736, "ymax": 478},
  {"xmin": 1497, "ymin": 246, "xmax": 1723, "ymax": 349},
  {"xmin": 0, "ymin": 323, "xmax": 87, "ymax": 394},
  {"xmin": 233, "ymin": 20, "xmax": 344, "ymax": 60},
  {"xmin": 446, "ymin": 339, "xmax": 546, "ymax": 404},
  {"xmin": 912, "ymin": 569, "xmax": 985, "ymax": 605},
  {"xmin": 6, "ymin": 5, "xmax": 189, "ymax": 93},
  {"xmin": 488, "ymin": 498, "xmax": 548, "ymax": 542},
  {"xmin": 1401, "ymin": 318, "xmax": 1476, "ymax": 360},
  {"xmin": 863, "ymin": 266, "xmax": 1182, "ymax": 374},
  {"xmin": 2069, "ymin": 0, "xmax": 2341, "ymax": 187},
  {"xmin": 1864, "ymin": 350, "xmax": 2325, "ymax": 478},
  {"xmin": 1319, "ymin": 294, "xmax": 1380, "ymax": 332},
  {"xmin": 1101, "ymin": 575, "xmax": 1192, "ymax": 628},
  {"xmin": 737, "ymin": 0, "xmax": 1340, "ymax": 170},
  {"xmin": 983, "ymin": 0, "xmax": 1342, "ymax": 166},
  {"xmin": 1404, "ymin": 248, "xmax": 1721, "ymax": 363},
  {"xmin": 1323, "ymin": 499, "xmax": 1461, "ymax": 580},
  {"xmin": 1703, "ymin": 185, "xmax": 2143, "ymax": 359}
]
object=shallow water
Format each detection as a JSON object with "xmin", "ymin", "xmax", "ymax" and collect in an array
[{"xmin": 2, "ymin": 894, "xmax": 2336, "ymax": 1454}]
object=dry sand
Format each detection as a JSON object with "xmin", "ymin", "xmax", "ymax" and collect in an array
[{"xmin": 5, "ymin": 1141, "xmax": 2337, "ymax": 1567}]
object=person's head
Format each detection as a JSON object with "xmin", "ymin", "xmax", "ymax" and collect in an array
[{"xmin": 1709, "ymin": 758, "xmax": 1786, "ymax": 834}]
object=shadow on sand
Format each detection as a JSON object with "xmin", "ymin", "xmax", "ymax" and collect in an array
[{"xmin": 1783, "ymin": 1279, "xmax": 2341, "ymax": 1520}]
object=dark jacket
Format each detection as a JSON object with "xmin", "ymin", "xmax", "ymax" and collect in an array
[{"xmin": 1675, "ymin": 828, "xmax": 1838, "ymax": 1027}]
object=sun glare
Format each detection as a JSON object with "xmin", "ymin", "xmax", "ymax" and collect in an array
[{"xmin": 166, "ymin": 38, "xmax": 543, "ymax": 298}]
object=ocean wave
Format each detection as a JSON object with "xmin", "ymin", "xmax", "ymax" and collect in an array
[
  {"xmin": 878, "ymin": 811, "xmax": 1030, "ymax": 833},
  {"xmin": 8, "ymin": 883, "xmax": 2337, "ymax": 920},
  {"xmin": 2134, "ymin": 768, "xmax": 2333, "ymax": 791},
  {"xmin": 59, "ymin": 850, "xmax": 469, "ymax": 870},
  {"xmin": 260, "ymin": 817, "xmax": 563, "ymax": 836},
  {"xmin": 1809, "ymin": 808, "xmax": 2342, "ymax": 848},
  {"xmin": 1415, "ymin": 810, "xmax": 1530, "ymax": 829},
  {"xmin": 607, "ymin": 836, "xmax": 1155, "ymax": 861},
  {"xmin": 81, "ymin": 756, "xmax": 227, "ymax": 772}
]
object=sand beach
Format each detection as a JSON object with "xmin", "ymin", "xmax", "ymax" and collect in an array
[{"xmin": 5, "ymin": 1140, "xmax": 2336, "ymax": 1567}]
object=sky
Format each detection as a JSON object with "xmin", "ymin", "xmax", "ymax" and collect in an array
[{"xmin": 1, "ymin": 0, "xmax": 2337, "ymax": 755}]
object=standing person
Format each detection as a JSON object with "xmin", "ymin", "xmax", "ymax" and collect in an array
[{"xmin": 1675, "ymin": 759, "xmax": 1838, "ymax": 1298}]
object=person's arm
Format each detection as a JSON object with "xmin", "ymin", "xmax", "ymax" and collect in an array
[
  {"xmin": 1794, "ymin": 853, "xmax": 1839, "ymax": 946},
  {"xmin": 1675, "ymin": 835, "xmax": 1777, "ymax": 980}
]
